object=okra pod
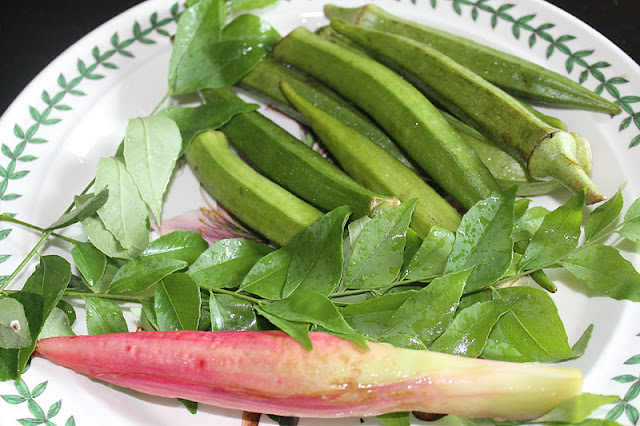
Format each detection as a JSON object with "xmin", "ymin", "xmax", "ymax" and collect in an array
[
  {"xmin": 272, "ymin": 27, "xmax": 500, "ymax": 210},
  {"xmin": 325, "ymin": 4, "xmax": 620, "ymax": 114},
  {"xmin": 185, "ymin": 130, "xmax": 322, "ymax": 246},
  {"xmin": 35, "ymin": 330, "xmax": 583, "ymax": 419},
  {"xmin": 331, "ymin": 20, "xmax": 605, "ymax": 204},
  {"xmin": 280, "ymin": 81, "xmax": 461, "ymax": 236},
  {"xmin": 203, "ymin": 89, "xmax": 397, "ymax": 219},
  {"xmin": 237, "ymin": 59, "xmax": 417, "ymax": 171}
]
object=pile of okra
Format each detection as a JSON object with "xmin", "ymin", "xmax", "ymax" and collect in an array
[{"xmin": 186, "ymin": 3, "xmax": 620, "ymax": 246}]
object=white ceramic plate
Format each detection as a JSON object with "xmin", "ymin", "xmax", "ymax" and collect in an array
[{"xmin": 1, "ymin": 0, "xmax": 639, "ymax": 424}]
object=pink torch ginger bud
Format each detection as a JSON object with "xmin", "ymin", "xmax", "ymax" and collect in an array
[{"xmin": 34, "ymin": 330, "xmax": 582, "ymax": 420}]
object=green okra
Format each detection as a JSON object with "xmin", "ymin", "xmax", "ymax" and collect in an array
[
  {"xmin": 280, "ymin": 81, "xmax": 462, "ymax": 236},
  {"xmin": 237, "ymin": 59, "xmax": 417, "ymax": 171},
  {"xmin": 330, "ymin": 20, "xmax": 605, "ymax": 204},
  {"xmin": 185, "ymin": 130, "xmax": 322, "ymax": 246},
  {"xmin": 325, "ymin": 3, "xmax": 620, "ymax": 115},
  {"xmin": 272, "ymin": 27, "xmax": 500, "ymax": 210},
  {"xmin": 442, "ymin": 110, "xmax": 593, "ymax": 196},
  {"xmin": 315, "ymin": 24, "xmax": 569, "ymax": 133},
  {"xmin": 202, "ymin": 88, "xmax": 398, "ymax": 219}
]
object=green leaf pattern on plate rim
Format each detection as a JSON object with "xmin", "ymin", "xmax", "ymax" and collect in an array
[{"xmin": 1, "ymin": 0, "xmax": 639, "ymax": 423}]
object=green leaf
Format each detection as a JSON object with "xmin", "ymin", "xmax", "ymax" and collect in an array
[
  {"xmin": 486, "ymin": 287, "xmax": 580, "ymax": 362},
  {"xmin": 37, "ymin": 307, "xmax": 75, "ymax": 340},
  {"xmin": 123, "ymin": 115, "xmax": 182, "ymax": 223},
  {"xmin": 255, "ymin": 308, "xmax": 312, "ymax": 350},
  {"xmin": 585, "ymin": 189, "xmax": 623, "ymax": 241},
  {"xmin": 154, "ymin": 273, "xmax": 202, "ymax": 330},
  {"xmin": 521, "ymin": 190, "xmax": 585, "ymax": 271},
  {"xmin": 209, "ymin": 294, "xmax": 258, "ymax": 331},
  {"xmin": 239, "ymin": 248, "xmax": 291, "ymax": 299},
  {"xmin": 46, "ymin": 188, "xmax": 109, "ymax": 230},
  {"xmin": 282, "ymin": 206, "xmax": 351, "ymax": 298},
  {"xmin": 22, "ymin": 255, "xmax": 71, "ymax": 321},
  {"xmin": 168, "ymin": 0, "xmax": 226, "ymax": 91},
  {"xmin": 86, "ymin": 299, "xmax": 128, "ymax": 335},
  {"xmin": 94, "ymin": 157, "xmax": 150, "ymax": 251},
  {"xmin": 561, "ymin": 244, "xmax": 640, "ymax": 302},
  {"xmin": 0, "ymin": 298, "xmax": 32, "ymax": 349},
  {"xmin": 534, "ymin": 393, "xmax": 620, "ymax": 423},
  {"xmin": 109, "ymin": 257, "xmax": 188, "ymax": 293},
  {"xmin": 378, "ymin": 412, "xmax": 411, "ymax": 426},
  {"xmin": 344, "ymin": 200, "xmax": 415, "ymax": 289},
  {"xmin": 159, "ymin": 99, "xmax": 259, "ymax": 154},
  {"xmin": 187, "ymin": 238, "xmax": 272, "ymax": 289},
  {"xmin": 619, "ymin": 196, "xmax": 640, "ymax": 243},
  {"xmin": 171, "ymin": 2, "xmax": 280, "ymax": 94},
  {"xmin": 403, "ymin": 226, "xmax": 455, "ymax": 281},
  {"xmin": 81, "ymin": 212, "xmax": 144, "ymax": 259},
  {"xmin": 429, "ymin": 298, "xmax": 515, "ymax": 357},
  {"xmin": 445, "ymin": 189, "xmax": 515, "ymax": 292},
  {"xmin": 340, "ymin": 291, "xmax": 415, "ymax": 340},
  {"xmin": 380, "ymin": 269, "xmax": 470, "ymax": 346},
  {"xmin": 229, "ymin": 0, "xmax": 279, "ymax": 12},
  {"xmin": 71, "ymin": 242, "xmax": 107, "ymax": 290},
  {"xmin": 512, "ymin": 205, "xmax": 550, "ymax": 243},
  {"xmin": 260, "ymin": 291, "xmax": 366, "ymax": 348},
  {"xmin": 142, "ymin": 230, "xmax": 209, "ymax": 265},
  {"xmin": 3, "ymin": 292, "xmax": 45, "ymax": 379}
]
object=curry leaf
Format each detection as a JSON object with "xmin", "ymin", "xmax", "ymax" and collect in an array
[
  {"xmin": 282, "ymin": 206, "xmax": 351, "ymax": 298},
  {"xmin": 344, "ymin": 200, "xmax": 415, "ymax": 289},
  {"xmin": 45, "ymin": 188, "xmax": 109, "ymax": 230},
  {"xmin": 187, "ymin": 238, "xmax": 273, "ymax": 289},
  {"xmin": 486, "ymin": 286, "xmax": 581, "ymax": 362},
  {"xmin": 169, "ymin": 0, "xmax": 226, "ymax": 91},
  {"xmin": 0, "ymin": 298, "xmax": 31, "ymax": 349},
  {"xmin": 444, "ymin": 188, "xmax": 515, "ymax": 292},
  {"xmin": 154, "ymin": 273, "xmax": 202, "ymax": 331},
  {"xmin": 239, "ymin": 248, "xmax": 291, "ymax": 300},
  {"xmin": 403, "ymin": 226, "xmax": 455, "ymax": 281},
  {"xmin": 380, "ymin": 269, "xmax": 470, "ymax": 345},
  {"xmin": 86, "ymin": 299, "xmax": 128, "ymax": 335},
  {"xmin": 534, "ymin": 393, "xmax": 620, "ymax": 423},
  {"xmin": 81, "ymin": 211, "xmax": 144, "ymax": 260},
  {"xmin": 123, "ymin": 115, "xmax": 182, "ymax": 223},
  {"xmin": 520, "ymin": 190, "xmax": 585, "ymax": 271},
  {"xmin": 261, "ymin": 291, "xmax": 366, "ymax": 348},
  {"xmin": 71, "ymin": 242, "xmax": 107, "ymax": 290},
  {"xmin": 209, "ymin": 294, "xmax": 258, "ymax": 331},
  {"xmin": 94, "ymin": 157, "xmax": 149, "ymax": 251},
  {"xmin": 255, "ymin": 307, "xmax": 312, "ymax": 350},
  {"xmin": 430, "ymin": 298, "xmax": 516, "ymax": 357},
  {"xmin": 340, "ymin": 292, "xmax": 415, "ymax": 340},
  {"xmin": 109, "ymin": 257, "xmax": 188, "ymax": 293},
  {"xmin": 160, "ymin": 99, "xmax": 259, "ymax": 154},
  {"xmin": 585, "ymin": 188, "xmax": 623, "ymax": 241},
  {"xmin": 172, "ymin": 7, "xmax": 280, "ymax": 94},
  {"xmin": 37, "ymin": 307, "xmax": 75, "ymax": 340},
  {"xmin": 561, "ymin": 244, "xmax": 640, "ymax": 302},
  {"xmin": 141, "ymin": 230, "xmax": 209, "ymax": 265}
]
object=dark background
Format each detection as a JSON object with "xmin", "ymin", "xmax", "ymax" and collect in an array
[{"xmin": 1, "ymin": 0, "xmax": 638, "ymax": 116}]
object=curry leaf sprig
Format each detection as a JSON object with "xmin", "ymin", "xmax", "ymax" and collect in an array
[{"xmin": 3, "ymin": 185, "xmax": 640, "ymax": 380}]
